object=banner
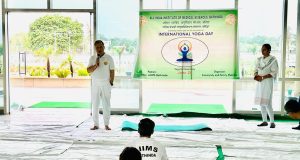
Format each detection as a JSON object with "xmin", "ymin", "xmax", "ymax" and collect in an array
[{"xmin": 134, "ymin": 10, "xmax": 239, "ymax": 79}]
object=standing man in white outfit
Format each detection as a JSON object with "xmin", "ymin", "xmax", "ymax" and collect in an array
[
  {"xmin": 129, "ymin": 118, "xmax": 168, "ymax": 160},
  {"xmin": 87, "ymin": 40, "xmax": 115, "ymax": 130},
  {"xmin": 254, "ymin": 44, "xmax": 278, "ymax": 128}
]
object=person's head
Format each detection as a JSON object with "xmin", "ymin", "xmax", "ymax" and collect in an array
[
  {"xmin": 94, "ymin": 40, "xmax": 105, "ymax": 55},
  {"xmin": 119, "ymin": 147, "xmax": 141, "ymax": 160},
  {"xmin": 261, "ymin": 44, "xmax": 271, "ymax": 57},
  {"xmin": 284, "ymin": 99, "xmax": 300, "ymax": 119},
  {"xmin": 138, "ymin": 118, "xmax": 155, "ymax": 137}
]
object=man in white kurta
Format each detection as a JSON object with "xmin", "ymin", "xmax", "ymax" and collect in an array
[
  {"xmin": 87, "ymin": 40, "xmax": 115, "ymax": 130},
  {"xmin": 254, "ymin": 44, "xmax": 278, "ymax": 128}
]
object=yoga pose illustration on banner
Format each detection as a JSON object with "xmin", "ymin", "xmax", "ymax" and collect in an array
[{"xmin": 177, "ymin": 40, "xmax": 193, "ymax": 62}]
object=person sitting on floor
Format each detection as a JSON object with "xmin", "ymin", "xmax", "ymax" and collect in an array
[
  {"xmin": 129, "ymin": 118, "xmax": 168, "ymax": 160},
  {"xmin": 284, "ymin": 99, "xmax": 300, "ymax": 130}
]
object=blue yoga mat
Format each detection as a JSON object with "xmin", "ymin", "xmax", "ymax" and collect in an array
[{"xmin": 121, "ymin": 121, "xmax": 212, "ymax": 132}]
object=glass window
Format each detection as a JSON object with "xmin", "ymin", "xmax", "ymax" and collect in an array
[
  {"xmin": 286, "ymin": 81, "xmax": 300, "ymax": 101},
  {"xmin": 236, "ymin": 80, "xmax": 282, "ymax": 112},
  {"xmin": 6, "ymin": 0, "xmax": 47, "ymax": 9},
  {"xmin": 51, "ymin": 0, "xmax": 93, "ymax": 9},
  {"xmin": 0, "ymin": 1, "xmax": 3, "ymax": 110},
  {"xmin": 0, "ymin": 1, "xmax": 3, "ymax": 72},
  {"xmin": 239, "ymin": 0, "xmax": 283, "ymax": 78},
  {"xmin": 237, "ymin": 0, "xmax": 284, "ymax": 112},
  {"xmin": 97, "ymin": 0, "xmax": 139, "ymax": 76},
  {"xmin": 97, "ymin": 0, "xmax": 139, "ymax": 111},
  {"xmin": 143, "ymin": 80, "xmax": 233, "ymax": 114},
  {"xmin": 143, "ymin": 0, "xmax": 168, "ymax": 9},
  {"xmin": 170, "ymin": 0, "xmax": 187, "ymax": 9},
  {"xmin": 190, "ymin": 0, "xmax": 234, "ymax": 9},
  {"xmin": 286, "ymin": 0, "xmax": 298, "ymax": 78},
  {"xmin": 7, "ymin": 12, "xmax": 93, "ymax": 113}
]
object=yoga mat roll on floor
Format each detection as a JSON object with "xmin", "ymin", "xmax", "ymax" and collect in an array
[{"xmin": 121, "ymin": 120, "xmax": 212, "ymax": 131}]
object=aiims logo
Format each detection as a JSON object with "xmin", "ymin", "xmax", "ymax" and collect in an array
[
  {"xmin": 161, "ymin": 37, "xmax": 209, "ymax": 66},
  {"xmin": 177, "ymin": 40, "xmax": 193, "ymax": 62}
]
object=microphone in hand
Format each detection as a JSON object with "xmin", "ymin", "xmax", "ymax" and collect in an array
[{"xmin": 96, "ymin": 55, "xmax": 100, "ymax": 66}]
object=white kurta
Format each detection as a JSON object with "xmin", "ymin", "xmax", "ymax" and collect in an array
[
  {"xmin": 129, "ymin": 138, "xmax": 168, "ymax": 160},
  {"xmin": 254, "ymin": 55, "xmax": 278, "ymax": 106},
  {"xmin": 88, "ymin": 53, "xmax": 115, "ymax": 127}
]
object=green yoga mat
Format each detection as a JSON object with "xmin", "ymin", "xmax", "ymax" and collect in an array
[
  {"xmin": 30, "ymin": 101, "xmax": 90, "ymax": 108},
  {"xmin": 122, "ymin": 120, "xmax": 212, "ymax": 132},
  {"xmin": 147, "ymin": 103, "xmax": 226, "ymax": 114}
]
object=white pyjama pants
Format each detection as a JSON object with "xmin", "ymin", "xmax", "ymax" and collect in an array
[{"xmin": 92, "ymin": 82, "xmax": 111, "ymax": 127}]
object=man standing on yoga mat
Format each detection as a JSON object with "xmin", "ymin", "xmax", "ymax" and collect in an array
[
  {"xmin": 87, "ymin": 40, "xmax": 115, "ymax": 130},
  {"xmin": 129, "ymin": 118, "xmax": 168, "ymax": 160},
  {"xmin": 254, "ymin": 44, "xmax": 278, "ymax": 128}
]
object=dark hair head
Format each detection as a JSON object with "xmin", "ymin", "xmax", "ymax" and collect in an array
[
  {"xmin": 138, "ymin": 118, "xmax": 155, "ymax": 137},
  {"xmin": 262, "ymin": 43, "xmax": 271, "ymax": 51},
  {"xmin": 284, "ymin": 99, "xmax": 300, "ymax": 113},
  {"xmin": 94, "ymin": 40, "xmax": 104, "ymax": 46},
  {"xmin": 119, "ymin": 147, "xmax": 141, "ymax": 160}
]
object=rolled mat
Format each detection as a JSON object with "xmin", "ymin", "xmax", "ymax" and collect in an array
[{"xmin": 121, "ymin": 120, "xmax": 212, "ymax": 131}]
